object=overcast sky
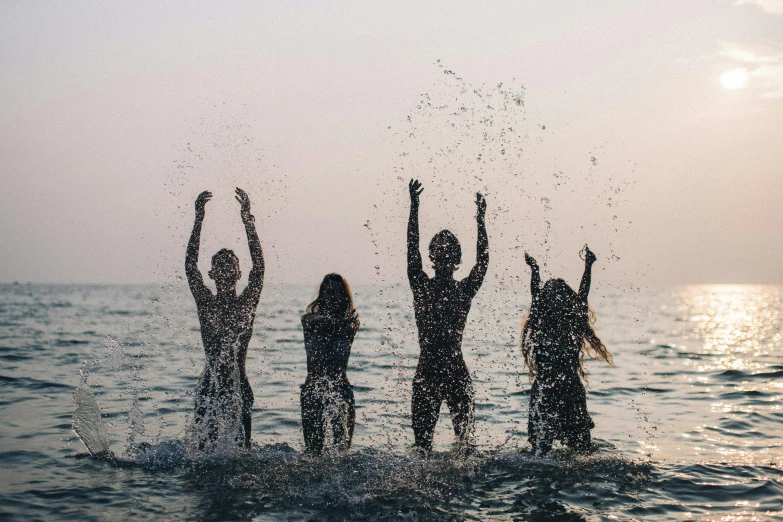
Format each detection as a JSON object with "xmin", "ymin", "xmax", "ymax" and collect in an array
[{"xmin": 1, "ymin": 1, "xmax": 781, "ymax": 286}]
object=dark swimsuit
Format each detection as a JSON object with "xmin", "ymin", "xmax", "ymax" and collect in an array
[
  {"xmin": 528, "ymin": 332, "xmax": 594, "ymax": 452},
  {"xmin": 300, "ymin": 314, "xmax": 356, "ymax": 454}
]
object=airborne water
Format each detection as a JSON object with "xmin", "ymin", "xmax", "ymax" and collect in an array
[
  {"xmin": 3, "ymin": 68, "xmax": 783, "ymax": 520},
  {"xmin": 1, "ymin": 283, "xmax": 783, "ymax": 520}
]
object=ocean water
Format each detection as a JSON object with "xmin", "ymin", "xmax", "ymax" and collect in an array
[{"xmin": 0, "ymin": 282, "xmax": 782, "ymax": 520}]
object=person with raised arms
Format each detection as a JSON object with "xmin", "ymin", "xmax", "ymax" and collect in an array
[
  {"xmin": 185, "ymin": 188, "xmax": 264, "ymax": 449},
  {"xmin": 521, "ymin": 247, "xmax": 613, "ymax": 453},
  {"xmin": 406, "ymin": 179, "xmax": 488, "ymax": 452}
]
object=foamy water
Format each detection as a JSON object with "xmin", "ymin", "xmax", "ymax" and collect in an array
[{"xmin": 1, "ymin": 283, "xmax": 782, "ymax": 520}]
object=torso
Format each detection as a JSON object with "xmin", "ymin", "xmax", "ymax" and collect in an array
[
  {"xmin": 411, "ymin": 276, "xmax": 473, "ymax": 379},
  {"xmin": 196, "ymin": 293, "xmax": 257, "ymax": 384},
  {"xmin": 302, "ymin": 314, "xmax": 355, "ymax": 385}
]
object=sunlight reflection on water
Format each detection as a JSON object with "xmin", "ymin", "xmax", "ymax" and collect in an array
[
  {"xmin": 1, "ymin": 283, "xmax": 783, "ymax": 519},
  {"xmin": 650, "ymin": 285, "xmax": 783, "ymax": 467}
]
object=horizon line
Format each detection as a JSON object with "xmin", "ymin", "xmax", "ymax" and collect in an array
[{"xmin": 2, "ymin": 281, "xmax": 782, "ymax": 287}]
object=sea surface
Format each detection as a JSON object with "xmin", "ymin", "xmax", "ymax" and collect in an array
[{"xmin": 0, "ymin": 282, "xmax": 782, "ymax": 520}]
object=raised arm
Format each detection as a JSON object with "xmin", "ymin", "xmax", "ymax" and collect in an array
[
  {"xmin": 524, "ymin": 253, "xmax": 541, "ymax": 302},
  {"xmin": 578, "ymin": 246, "xmax": 597, "ymax": 303},
  {"xmin": 407, "ymin": 179, "xmax": 425, "ymax": 283},
  {"xmin": 186, "ymin": 191, "xmax": 213, "ymax": 303},
  {"xmin": 463, "ymin": 193, "xmax": 489, "ymax": 296},
  {"xmin": 236, "ymin": 187, "xmax": 264, "ymax": 305}
]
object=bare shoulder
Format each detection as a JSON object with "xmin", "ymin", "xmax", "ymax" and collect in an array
[
  {"xmin": 410, "ymin": 270, "xmax": 432, "ymax": 288},
  {"xmin": 458, "ymin": 273, "xmax": 482, "ymax": 296}
]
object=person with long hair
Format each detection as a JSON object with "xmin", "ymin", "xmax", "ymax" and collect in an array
[
  {"xmin": 521, "ymin": 247, "xmax": 613, "ymax": 453},
  {"xmin": 185, "ymin": 188, "xmax": 264, "ymax": 449},
  {"xmin": 406, "ymin": 179, "xmax": 489, "ymax": 452},
  {"xmin": 300, "ymin": 273, "xmax": 360, "ymax": 455}
]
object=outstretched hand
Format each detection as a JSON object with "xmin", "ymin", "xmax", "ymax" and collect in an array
[
  {"xmin": 475, "ymin": 193, "xmax": 487, "ymax": 221},
  {"xmin": 195, "ymin": 191, "xmax": 212, "ymax": 218},
  {"xmin": 524, "ymin": 252, "xmax": 537, "ymax": 268},
  {"xmin": 583, "ymin": 246, "xmax": 597, "ymax": 265},
  {"xmin": 409, "ymin": 179, "xmax": 423, "ymax": 206},
  {"xmin": 235, "ymin": 187, "xmax": 252, "ymax": 220}
]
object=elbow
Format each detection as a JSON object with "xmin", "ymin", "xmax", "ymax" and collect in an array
[
  {"xmin": 250, "ymin": 265, "xmax": 265, "ymax": 282},
  {"xmin": 185, "ymin": 256, "xmax": 200, "ymax": 275}
]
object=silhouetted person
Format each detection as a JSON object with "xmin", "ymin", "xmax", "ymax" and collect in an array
[
  {"xmin": 186, "ymin": 188, "xmax": 264, "ymax": 449},
  {"xmin": 300, "ymin": 274, "xmax": 360, "ymax": 455},
  {"xmin": 406, "ymin": 179, "xmax": 488, "ymax": 452},
  {"xmin": 521, "ymin": 247, "xmax": 613, "ymax": 454}
]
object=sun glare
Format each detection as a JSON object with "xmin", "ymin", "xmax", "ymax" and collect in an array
[{"xmin": 720, "ymin": 68, "xmax": 749, "ymax": 89}]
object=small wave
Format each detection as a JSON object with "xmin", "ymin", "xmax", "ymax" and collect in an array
[
  {"xmin": 0, "ymin": 374, "xmax": 72, "ymax": 391},
  {"xmin": 54, "ymin": 339, "xmax": 90, "ymax": 347},
  {"xmin": 719, "ymin": 390, "xmax": 772, "ymax": 400},
  {"xmin": 716, "ymin": 368, "xmax": 783, "ymax": 381},
  {"xmin": 0, "ymin": 353, "xmax": 33, "ymax": 362},
  {"xmin": 658, "ymin": 463, "xmax": 783, "ymax": 503},
  {"xmin": 0, "ymin": 450, "xmax": 54, "ymax": 465}
]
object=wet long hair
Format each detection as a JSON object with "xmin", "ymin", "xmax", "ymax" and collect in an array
[
  {"xmin": 520, "ymin": 278, "xmax": 613, "ymax": 381},
  {"xmin": 306, "ymin": 273, "xmax": 360, "ymax": 333}
]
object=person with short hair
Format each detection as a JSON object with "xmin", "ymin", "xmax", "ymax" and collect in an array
[
  {"xmin": 406, "ymin": 179, "xmax": 489, "ymax": 452},
  {"xmin": 185, "ymin": 188, "xmax": 264, "ymax": 449}
]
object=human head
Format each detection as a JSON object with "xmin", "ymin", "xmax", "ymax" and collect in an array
[
  {"xmin": 308, "ymin": 273, "xmax": 355, "ymax": 317},
  {"xmin": 208, "ymin": 248, "xmax": 241, "ymax": 286},
  {"xmin": 428, "ymin": 230, "xmax": 462, "ymax": 272},
  {"xmin": 538, "ymin": 279, "xmax": 580, "ymax": 319},
  {"xmin": 520, "ymin": 278, "xmax": 613, "ymax": 380}
]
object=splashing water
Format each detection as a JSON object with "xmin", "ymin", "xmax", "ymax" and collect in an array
[
  {"xmin": 72, "ymin": 385, "xmax": 112, "ymax": 457},
  {"xmin": 190, "ymin": 337, "xmax": 247, "ymax": 452},
  {"xmin": 5, "ymin": 281, "xmax": 774, "ymax": 520},
  {"xmin": 72, "ymin": 338, "xmax": 249, "ymax": 465}
]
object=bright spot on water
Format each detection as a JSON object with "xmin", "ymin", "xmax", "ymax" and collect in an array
[
  {"xmin": 720, "ymin": 68, "xmax": 749, "ymax": 90},
  {"xmin": 682, "ymin": 285, "xmax": 773, "ymax": 372}
]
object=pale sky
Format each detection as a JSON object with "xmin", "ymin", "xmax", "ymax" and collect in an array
[{"xmin": 1, "ymin": 1, "xmax": 781, "ymax": 286}]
